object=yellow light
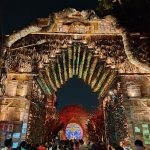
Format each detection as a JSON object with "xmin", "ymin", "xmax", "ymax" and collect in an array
[{"xmin": 109, "ymin": 91, "xmax": 114, "ymax": 95}]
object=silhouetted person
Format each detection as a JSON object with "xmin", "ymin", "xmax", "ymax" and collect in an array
[
  {"xmin": 115, "ymin": 146, "xmax": 124, "ymax": 150},
  {"xmin": 18, "ymin": 141, "xmax": 27, "ymax": 150},
  {"xmin": 1, "ymin": 139, "xmax": 12, "ymax": 150},
  {"xmin": 135, "ymin": 140, "xmax": 145, "ymax": 150}
]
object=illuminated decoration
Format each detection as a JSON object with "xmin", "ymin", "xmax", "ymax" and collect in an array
[
  {"xmin": 79, "ymin": 50, "xmax": 86, "ymax": 78},
  {"xmin": 65, "ymin": 123, "xmax": 83, "ymax": 140},
  {"xmin": 36, "ymin": 42, "xmax": 117, "ymax": 98},
  {"xmin": 63, "ymin": 51, "xmax": 68, "ymax": 82},
  {"xmin": 68, "ymin": 47, "xmax": 73, "ymax": 78},
  {"xmin": 37, "ymin": 72, "xmax": 52, "ymax": 96},
  {"xmin": 59, "ymin": 105, "xmax": 89, "ymax": 141},
  {"xmin": 88, "ymin": 58, "xmax": 98, "ymax": 84},
  {"xmin": 45, "ymin": 67, "xmax": 57, "ymax": 91},
  {"xmin": 4, "ymin": 8, "xmax": 150, "ymax": 74},
  {"xmin": 104, "ymin": 81, "xmax": 128, "ymax": 146},
  {"xmin": 76, "ymin": 44, "xmax": 81, "ymax": 75},
  {"xmin": 2, "ymin": 8, "xmax": 149, "ymax": 148},
  {"xmin": 87, "ymin": 108, "xmax": 104, "ymax": 142},
  {"xmin": 57, "ymin": 57, "xmax": 63, "ymax": 85}
]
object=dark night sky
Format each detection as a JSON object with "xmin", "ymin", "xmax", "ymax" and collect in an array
[
  {"xmin": 1, "ymin": 0, "xmax": 150, "ymax": 35},
  {"xmin": 56, "ymin": 76, "xmax": 98, "ymax": 112},
  {"xmin": 0, "ymin": 0, "xmax": 98, "ymax": 35}
]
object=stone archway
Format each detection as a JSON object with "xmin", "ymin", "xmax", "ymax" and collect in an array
[
  {"xmin": 2, "ymin": 8, "xmax": 150, "ymax": 149},
  {"xmin": 34, "ymin": 40, "xmax": 119, "ymax": 143}
]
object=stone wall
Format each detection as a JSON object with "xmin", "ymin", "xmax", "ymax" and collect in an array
[{"xmin": 122, "ymin": 75, "xmax": 150, "ymax": 149}]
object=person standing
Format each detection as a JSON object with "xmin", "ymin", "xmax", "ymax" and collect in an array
[
  {"xmin": 1, "ymin": 139, "xmax": 12, "ymax": 150},
  {"xmin": 135, "ymin": 140, "xmax": 145, "ymax": 150}
]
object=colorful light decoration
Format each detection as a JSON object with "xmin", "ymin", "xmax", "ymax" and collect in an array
[
  {"xmin": 76, "ymin": 44, "xmax": 81, "ymax": 75},
  {"xmin": 36, "ymin": 42, "xmax": 117, "ymax": 98},
  {"xmin": 88, "ymin": 58, "xmax": 98, "ymax": 84},
  {"xmin": 105, "ymin": 81, "xmax": 128, "ymax": 145},
  {"xmin": 65, "ymin": 123, "xmax": 83, "ymax": 140},
  {"xmin": 57, "ymin": 57, "xmax": 64, "ymax": 85},
  {"xmin": 68, "ymin": 47, "xmax": 73, "ymax": 78}
]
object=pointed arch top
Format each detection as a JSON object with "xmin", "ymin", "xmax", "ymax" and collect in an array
[{"xmin": 35, "ymin": 42, "xmax": 117, "ymax": 99}]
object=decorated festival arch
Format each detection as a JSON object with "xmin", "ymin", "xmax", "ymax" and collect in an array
[{"xmin": 1, "ymin": 8, "xmax": 150, "ymax": 149}]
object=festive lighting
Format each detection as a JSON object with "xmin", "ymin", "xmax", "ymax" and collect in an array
[
  {"xmin": 36, "ymin": 43, "xmax": 118, "ymax": 100},
  {"xmin": 51, "ymin": 63, "xmax": 60, "ymax": 89},
  {"xmin": 75, "ymin": 44, "xmax": 81, "ymax": 75},
  {"xmin": 109, "ymin": 90, "xmax": 114, "ymax": 95},
  {"xmin": 88, "ymin": 58, "xmax": 98, "ymax": 84},
  {"xmin": 91, "ymin": 66, "xmax": 103, "ymax": 89},
  {"xmin": 45, "ymin": 67, "xmax": 57, "ymax": 91},
  {"xmin": 57, "ymin": 57, "xmax": 63, "ymax": 85},
  {"xmin": 68, "ymin": 40, "xmax": 72, "ymax": 44},
  {"xmin": 93, "ymin": 68, "xmax": 111, "ymax": 92},
  {"xmin": 83, "ymin": 40, "xmax": 87, "ymax": 44},
  {"xmin": 83, "ymin": 53, "xmax": 92, "ymax": 82},
  {"xmin": 50, "ymin": 52, "xmax": 56, "ymax": 58},
  {"xmin": 79, "ymin": 50, "xmax": 86, "ymax": 78},
  {"xmin": 68, "ymin": 47, "xmax": 73, "ymax": 78},
  {"xmin": 63, "ymin": 51, "xmax": 68, "ymax": 81},
  {"xmin": 73, "ymin": 45, "xmax": 77, "ymax": 75}
]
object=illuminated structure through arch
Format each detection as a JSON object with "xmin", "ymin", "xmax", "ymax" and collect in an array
[{"xmin": 65, "ymin": 123, "xmax": 83, "ymax": 140}]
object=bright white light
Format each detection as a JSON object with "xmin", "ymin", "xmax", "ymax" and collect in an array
[
  {"xmin": 68, "ymin": 40, "xmax": 72, "ymax": 44},
  {"xmin": 83, "ymin": 40, "xmax": 87, "ymax": 44},
  {"xmin": 109, "ymin": 90, "xmax": 114, "ymax": 95}
]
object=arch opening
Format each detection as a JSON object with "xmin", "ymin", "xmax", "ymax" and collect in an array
[{"xmin": 56, "ymin": 75, "xmax": 99, "ymax": 112}]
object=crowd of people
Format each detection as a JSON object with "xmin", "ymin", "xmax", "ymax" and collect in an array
[{"xmin": 0, "ymin": 138, "xmax": 146, "ymax": 150}]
